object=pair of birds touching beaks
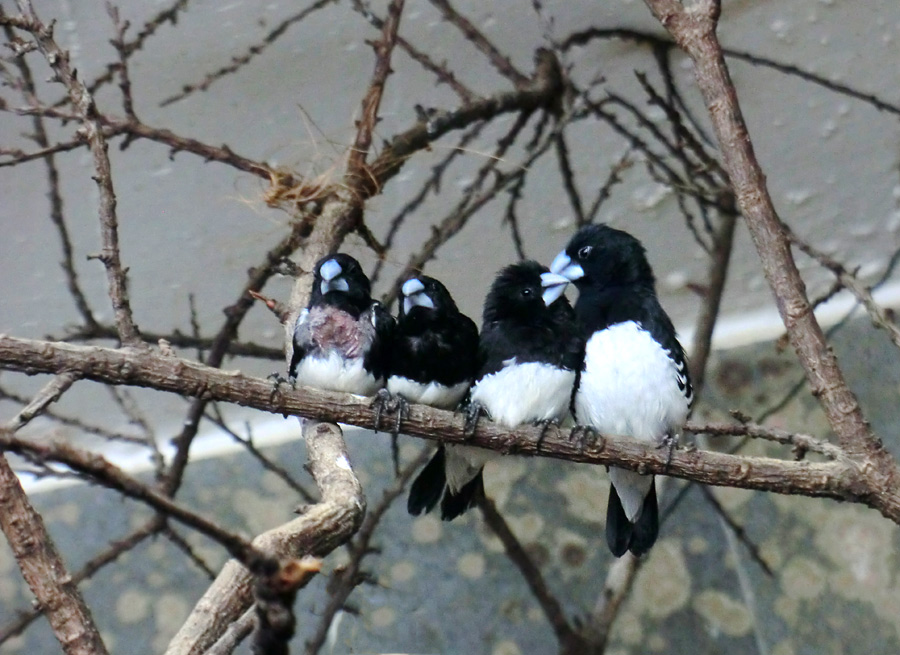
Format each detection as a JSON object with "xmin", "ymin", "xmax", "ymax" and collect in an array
[{"xmin": 288, "ymin": 224, "xmax": 693, "ymax": 558}]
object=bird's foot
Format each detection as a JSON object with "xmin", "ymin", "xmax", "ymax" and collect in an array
[
  {"xmin": 267, "ymin": 372, "xmax": 293, "ymax": 415},
  {"xmin": 463, "ymin": 402, "xmax": 485, "ymax": 439},
  {"xmin": 532, "ymin": 418, "xmax": 559, "ymax": 453},
  {"xmin": 373, "ymin": 389, "xmax": 409, "ymax": 477},
  {"xmin": 568, "ymin": 424, "xmax": 599, "ymax": 454},
  {"xmin": 372, "ymin": 389, "xmax": 409, "ymax": 436},
  {"xmin": 657, "ymin": 434, "xmax": 678, "ymax": 472}
]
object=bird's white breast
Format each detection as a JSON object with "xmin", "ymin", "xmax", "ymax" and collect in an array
[
  {"xmin": 575, "ymin": 321, "xmax": 688, "ymax": 443},
  {"xmin": 387, "ymin": 376, "xmax": 469, "ymax": 410},
  {"xmin": 294, "ymin": 351, "xmax": 381, "ymax": 396},
  {"xmin": 470, "ymin": 361, "xmax": 575, "ymax": 429}
]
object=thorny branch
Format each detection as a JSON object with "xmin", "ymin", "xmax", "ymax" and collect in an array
[
  {"xmin": 641, "ymin": 0, "xmax": 890, "ymax": 469},
  {"xmin": 13, "ymin": 0, "xmax": 141, "ymax": 346}
]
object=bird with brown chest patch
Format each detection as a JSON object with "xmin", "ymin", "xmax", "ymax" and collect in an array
[{"xmin": 289, "ymin": 254, "xmax": 394, "ymax": 396}]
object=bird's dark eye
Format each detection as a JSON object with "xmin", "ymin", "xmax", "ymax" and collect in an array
[
  {"xmin": 578, "ymin": 245, "xmax": 593, "ymax": 259},
  {"xmin": 521, "ymin": 288, "xmax": 533, "ymax": 297}
]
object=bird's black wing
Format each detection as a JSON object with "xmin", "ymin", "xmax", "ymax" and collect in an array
[
  {"xmin": 391, "ymin": 311, "xmax": 479, "ymax": 387},
  {"xmin": 363, "ymin": 301, "xmax": 396, "ymax": 381},
  {"xmin": 638, "ymin": 293, "xmax": 694, "ymax": 411}
]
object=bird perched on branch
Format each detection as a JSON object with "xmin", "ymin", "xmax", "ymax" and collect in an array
[
  {"xmin": 288, "ymin": 253, "xmax": 394, "ymax": 396},
  {"xmin": 376, "ymin": 275, "xmax": 478, "ymax": 512},
  {"xmin": 544, "ymin": 224, "xmax": 692, "ymax": 557},
  {"xmin": 409, "ymin": 261, "xmax": 583, "ymax": 520},
  {"xmin": 387, "ymin": 275, "xmax": 479, "ymax": 414}
]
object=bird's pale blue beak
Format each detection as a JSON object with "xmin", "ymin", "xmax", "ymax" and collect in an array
[
  {"xmin": 319, "ymin": 259, "xmax": 349, "ymax": 294},
  {"xmin": 401, "ymin": 277, "xmax": 425, "ymax": 296},
  {"xmin": 549, "ymin": 251, "xmax": 584, "ymax": 281},
  {"xmin": 401, "ymin": 277, "xmax": 434, "ymax": 314},
  {"xmin": 540, "ymin": 272, "xmax": 569, "ymax": 306}
]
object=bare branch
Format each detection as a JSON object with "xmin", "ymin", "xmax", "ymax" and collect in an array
[
  {"xmin": 479, "ymin": 497, "xmax": 580, "ymax": 650},
  {"xmin": 787, "ymin": 227, "xmax": 900, "ymax": 353},
  {"xmin": 429, "ymin": 0, "xmax": 528, "ymax": 87},
  {"xmin": 165, "ymin": 421, "xmax": 364, "ymax": 655},
  {"xmin": 160, "ymin": 0, "xmax": 338, "ymax": 107},
  {"xmin": 562, "ymin": 27, "xmax": 900, "ymax": 118},
  {"xmin": 0, "ymin": 335, "xmax": 882, "ymax": 513},
  {"xmin": 0, "ymin": 516, "xmax": 163, "ymax": 644},
  {"xmin": 641, "ymin": 0, "xmax": 890, "ymax": 468},
  {"xmin": 0, "ymin": 424, "xmax": 261, "ymax": 565},
  {"xmin": 0, "ymin": 454, "xmax": 110, "ymax": 655},
  {"xmin": 351, "ymin": 0, "xmax": 477, "ymax": 103},
  {"xmin": 15, "ymin": 0, "xmax": 141, "ymax": 345},
  {"xmin": 345, "ymin": 0, "xmax": 406, "ymax": 198},
  {"xmin": 4, "ymin": 372, "xmax": 79, "ymax": 431},
  {"xmin": 304, "ymin": 449, "xmax": 428, "ymax": 655}
]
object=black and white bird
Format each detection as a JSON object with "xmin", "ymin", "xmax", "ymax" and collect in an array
[
  {"xmin": 388, "ymin": 276, "xmax": 479, "ymax": 411},
  {"xmin": 410, "ymin": 261, "xmax": 583, "ymax": 521},
  {"xmin": 388, "ymin": 276, "xmax": 480, "ymax": 516},
  {"xmin": 288, "ymin": 253, "xmax": 394, "ymax": 395},
  {"xmin": 543, "ymin": 224, "xmax": 692, "ymax": 557}
]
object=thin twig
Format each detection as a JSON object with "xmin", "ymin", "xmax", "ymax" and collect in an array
[
  {"xmin": 160, "ymin": 0, "xmax": 338, "ymax": 106},
  {"xmin": 429, "ymin": 0, "xmax": 528, "ymax": 87},
  {"xmin": 699, "ymin": 485, "xmax": 773, "ymax": 576},
  {"xmin": 351, "ymin": 0, "xmax": 476, "ymax": 103},
  {"xmin": 479, "ymin": 497, "xmax": 580, "ymax": 650},
  {"xmin": 16, "ymin": 1, "xmax": 141, "ymax": 345},
  {"xmin": 4, "ymin": 372, "xmax": 79, "ymax": 432},
  {"xmin": 562, "ymin": 26, "xmax": 900, "ymax": 118},
  {"xmin": 0, "ymin": 14, "xmax": 100, "ymax": 330},
  {"xmin": 787, "ymin": 227, "xmax": 900, "ymax": 353},
  {"xmin": 205, "ymin": 405, "xmax": 316, "ymax": 503}
]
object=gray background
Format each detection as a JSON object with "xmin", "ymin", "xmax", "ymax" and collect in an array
[{"xmin": 2, "ymin": 0, "xmax": 900, "ymax": 653}]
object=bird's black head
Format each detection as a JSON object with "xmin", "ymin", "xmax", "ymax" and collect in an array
[
  {"xmin": 483, "ymin": 260, "xmax": 563, "ymax": 325},
  {"xmin": 552, "ymin": 224, "xmax": 655, "ymax": 291},
  {"xmin": 399, "ymin": 275, "xmax": 459, "ymax": 321},
  {"xmin": 309, "ymin": 253, "xmax": 372, "ymax": 312}
]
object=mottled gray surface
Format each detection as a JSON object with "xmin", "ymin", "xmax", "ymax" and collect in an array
[{"xmin": 3, "ymin": 317, "xmax": 900, "ymax": 654}]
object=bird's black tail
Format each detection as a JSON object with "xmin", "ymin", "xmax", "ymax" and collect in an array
[
  {"xmin": 407, "ymin": 446, "xmax": 447, "ymax": 516},
  {"xmin": 605, "ymin": 482, "xmax": 659, "ymax": 557},
  {"xmin": 440, "ymin": 469, "xmax": 485, "ymax": 521}
]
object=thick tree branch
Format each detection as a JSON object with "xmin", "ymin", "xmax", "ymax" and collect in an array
[
  {"xmin": 164, "ymin": 421, "xmax": 364, "ymax": 655},
  {"xmin": 0, "ymin": 516, "xmax": 163, "ymax": 643},
  {"xmin": 641, "ymin": 0, "xmax": 894, "ymax": 471},
  {"xmin": 303, "ymin": 449, "xmax": 428, "ymax": 655},
  {"xmin": 0, "ymin": 335, "xmax": 885, "ymax": 513},
  {"xmin": 0, "ymin": 424, "xmax": 262, "ymax": 566},
  {"xmin": 0, "ymin": 454, "xmax": 109, "ymax": 655}
]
